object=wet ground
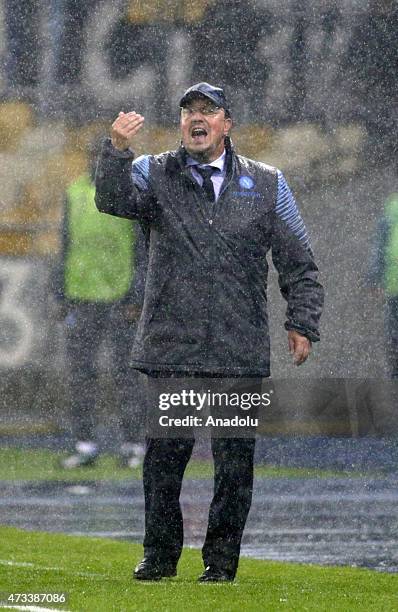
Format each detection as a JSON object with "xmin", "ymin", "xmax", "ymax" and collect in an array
[{"xmin": 1, "ymin": 476, "xmax": 397, "ymax": 573}]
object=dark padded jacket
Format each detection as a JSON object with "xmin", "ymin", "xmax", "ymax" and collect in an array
[{"xmin": 95, "ymin": 138, "xmax": 324, "ymax": 376}]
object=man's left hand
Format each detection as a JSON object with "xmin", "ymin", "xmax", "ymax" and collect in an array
[{"xmin": 288, "ymin": 330, "xmax": 311, "ymax": 366}]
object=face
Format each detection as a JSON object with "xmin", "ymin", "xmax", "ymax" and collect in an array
[{"xmin": 180, "ymin": 96, "xmax": 232, "ymax": 163}]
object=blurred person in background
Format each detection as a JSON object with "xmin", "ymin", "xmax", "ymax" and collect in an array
[
  {"xmin": 367, "ymin": 186, "xmax": 398, "ymax": 379},
  {"xmin": 95, "ymin": 82, "xmax": 323, "ymax": 582},
  {"xmin": 53, "ymin": 139, "xmax": 147, "ymax": 469},
  {"xmin": 343, "ymin": 0, "xmax": 398, "ymax": 163}
]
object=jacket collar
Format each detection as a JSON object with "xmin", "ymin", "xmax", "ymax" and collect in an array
[{"xmin": 166, "ymin": 137, "xmax": 236, "ymax": 179}]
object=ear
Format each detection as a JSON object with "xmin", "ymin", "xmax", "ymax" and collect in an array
[{"xmin": 223, "ymin": 117, "xmax": 232, "ymax": 136}]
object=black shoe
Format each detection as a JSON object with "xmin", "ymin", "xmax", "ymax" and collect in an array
[
  {"xmin": 198, "ymin": 565, "xmax": 235, "ymax": 583},
  {"xmin": 133, "ymin": 558, "xmax": 177, "ymax": 581}
]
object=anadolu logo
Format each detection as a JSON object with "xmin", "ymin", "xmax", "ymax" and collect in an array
[{"xmin": 239, "ymin": 175, "xmax": 255, "ymax": 190}]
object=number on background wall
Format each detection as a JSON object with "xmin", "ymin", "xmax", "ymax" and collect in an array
[{"xmin": 0, "ymin": 261, "xmax": 33, "ymax": 367}]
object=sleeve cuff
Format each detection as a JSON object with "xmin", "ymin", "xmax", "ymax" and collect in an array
[
  {"xmin": 284, "ymin": 321, "xmax": 320, "ymax": 343},
  {"xmin": 102, "ymin": 138, "xmax": 135, "ymax": 160}
]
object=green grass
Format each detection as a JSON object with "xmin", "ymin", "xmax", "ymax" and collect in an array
[
  {"xmin": 0, "ymin": 448, "xmax": 361, "ymax": 482},
  {"xmin": 0, "ymin": 526, "xmax": 397, "ymax": 612}
]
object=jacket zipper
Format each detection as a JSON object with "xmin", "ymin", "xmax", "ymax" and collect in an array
[
  {"xmin": 208, "ymin": 172, "xmax": 235, "ymax": 226},
  {"xmin": 204, "ymin": 172, "xmax": 235, "ymax": 362},
  {"xmin": 181, "ymin": 161, "xmax": 236, "ymax": 364}
]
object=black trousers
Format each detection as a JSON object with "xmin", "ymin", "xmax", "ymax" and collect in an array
[{"xmin": 142, "ymin": 435, "xmax": 256, "ymax": 577}]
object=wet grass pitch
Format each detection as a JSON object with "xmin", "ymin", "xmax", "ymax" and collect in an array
[
  {"xmin": 1, "ymin": 447, "xmax": 397, "ymax": 609},
  {"xmin": 0, "ymin": 448, "xmax": 358, "ymax": 482},
  {"xmin": 0, "ymin": 526, "xmax": 397, "ymax": 611}
]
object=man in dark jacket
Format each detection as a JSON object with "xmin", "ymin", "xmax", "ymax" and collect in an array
[{"xmin": 95, "ymin": 83, "xmax": 324, "ymax": 581}]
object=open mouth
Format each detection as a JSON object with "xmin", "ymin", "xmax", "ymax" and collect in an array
[{"xmin": 191, "ymin": 126, "xmax": 208, "ymax": 141}]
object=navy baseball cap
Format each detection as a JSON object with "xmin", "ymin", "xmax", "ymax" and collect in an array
[{"xmin": 179, "ymin": 82, "xmax": 230, "ymax": 115}]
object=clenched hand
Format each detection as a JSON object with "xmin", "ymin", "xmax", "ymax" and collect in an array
[{"xmin": 288, "ymin": 329, "xmax": 311, "ymax": 366}]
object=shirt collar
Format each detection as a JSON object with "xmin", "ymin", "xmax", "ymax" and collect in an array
[{"xmin": 186, "ymin": 150, "xmax": 226, "ymax": 173}]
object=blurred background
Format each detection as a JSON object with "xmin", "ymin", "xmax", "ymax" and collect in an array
[{"xmin": 0, "ymin": 0, "xmax": 397, "ymax": 448}]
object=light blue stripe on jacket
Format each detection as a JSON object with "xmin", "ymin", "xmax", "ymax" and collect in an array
[{"xmin": 276, "ymin": 170, "xmax": 311, "ymax": 251}]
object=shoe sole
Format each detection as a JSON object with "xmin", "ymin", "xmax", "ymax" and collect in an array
[
  {"xmin": 198, "ymin": 577, "xmax": 234, "ymax": 582},
  {"xmin": 133, "ymin": 569, "xmax": 177, "ymax": 581}
]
